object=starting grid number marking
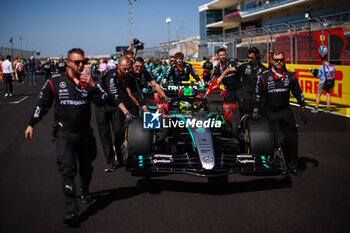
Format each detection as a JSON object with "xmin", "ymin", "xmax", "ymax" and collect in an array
[{"xmin": 0, "ymin": 96, "xmax": 28, "ymax": 104}]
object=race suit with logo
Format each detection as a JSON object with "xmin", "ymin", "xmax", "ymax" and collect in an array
[
  {"xmin": 28, "ymin": 73, "xmax": 105, "ymax": 214},
  {"xmin": 202, "ymin": 61, "xmax": 213, "ymax": 84},
  {"xmin": 254, "ymin": 69, "xmax": 306, "ymax": 166},
  {"xmin": 164, "ymin": 62, "xmax": 200, "ymax": 85}
]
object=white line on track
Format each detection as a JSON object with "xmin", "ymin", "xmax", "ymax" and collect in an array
[
  {"xmin": 0, "ymin": 96, "xmax": 28, "ymax": 104},
  {"xmin": 290, "ymin": 102, "xmax": 350, "ymax": 118}
]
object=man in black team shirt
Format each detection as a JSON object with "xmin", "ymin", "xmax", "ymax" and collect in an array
[
  {"xmin": 95, "ymin": 56, "xmax": 139, "ymax": 172},
  {"xmin": 253, "ymin": 51, "xmax": 308, "ymax": 177},
  {"xmin": 220, "ymin": 47, "xmax": 267, "ymax": 118},
  {"xmin": 24, "ymin": 48, "xmax": 105, "ymax": 225},
  {"xmin": 129, "ymin": 57, "xmax": 167, "ymax": 99},
  {"xmin": 202, "ymin": 56, "xmax": 213, "ymax": 84},
  {"xmin": 56, "ymin": 55, "xmax": 67, "ymax": 74},
  {"xmin": 214, "ymin": 48, "xmax": 241, "ymax": 104},
  {"xmin": 162, "ymin": 52, "xmax": 202, "ymax": 87}
]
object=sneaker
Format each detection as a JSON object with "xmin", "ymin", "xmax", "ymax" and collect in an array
[
  {"xmin": 104, "ymin": 163, "xmax": 117, "ymax": 172},
  {"xmin": 63, "ymin": 211, "xmax": 79, "ymax": 225},
  {"xmin": 80, "ymin": 188, "xmax": 92, "ymax": 204},
  {"xmin": 9, "ymin": 93, "xmax": 13, "ymax": 97},
  {"xmin": 325, "ymin": 109, "xmax": 331, "ymax": 113},
  {"xmin": 4, "ymin": 93, "xmax": 8, "ymax": 97},
  {"xmin": 311, "ymin": 108, "xmax": 318, "ymax": 113}
]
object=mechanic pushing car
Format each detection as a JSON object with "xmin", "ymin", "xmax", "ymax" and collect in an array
[
  {"xmin": 253, "ymin": 51, "xmax": 308, "ymax": 177},
  {"xmin": 24, "ymin": 48, "xmax": 106, "ymax": 225},
  {"xmin": 102, "ymin": 56, "xmax": 146, "ymax": 169},
  {"xmin": 214, "ymin": 48, "xmax": 241, "ymax": 104},
  {"xmin": 162, "ymin": 52, "xmax": 203, "ymax": 87},
  {"xmin": 129, "ymin": 57, "xmax": 169, "ymax": 101}
]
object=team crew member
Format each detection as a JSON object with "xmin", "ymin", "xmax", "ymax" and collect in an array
[
  {"xmin": 162, "ymin": 52, "xmax": 202, "ymax": 87},
  {"xmin": 202, "ymin": 56, "xmax": 213, "ymax": 84},
  {"xmin": 130, "ymin": 57, "xmax": 167, "ymax": 99},
  {"xmin": 97, "ymin": 56, "xmax": 137, "ymax": 171},
  {"xmin": 253, "ymin": 51, "xmax": 308, "ymax": 176},
  {"xmin": 24, "ymin": 48, "xmax": 105, "ymax": 225},
  {"xmin": 56, "ymin": 55, "xmax": 67, "ymax": 74},
  {"xmin": 215, "ymin": 48, "xmax": 240, "ymax": 104},
  {"xmin": 43, "ymin": 58, "xmax": 53, "ymax": 81},
  {"xmin": 235, "ymin": 47, "xmax": 267, "ymax": 117}
]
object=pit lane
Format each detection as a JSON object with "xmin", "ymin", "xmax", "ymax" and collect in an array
[{"xmin": 0, "ymin": 75, "xmax": 349, "ymax": 233}]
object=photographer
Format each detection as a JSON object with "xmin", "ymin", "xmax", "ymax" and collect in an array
[{"xmin": 311, "ymin": 56, "xmax": 335, "ymax": 113}]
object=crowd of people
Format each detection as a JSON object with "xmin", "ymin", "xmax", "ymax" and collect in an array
[{"xmin": 19, "ymin": 42, "xmax": 336, "ymax": 225}]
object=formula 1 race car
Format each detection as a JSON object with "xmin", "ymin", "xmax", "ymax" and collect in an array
[{"xmin": 125, "ymin": 78, "xmax": 287, "ymax": 183}]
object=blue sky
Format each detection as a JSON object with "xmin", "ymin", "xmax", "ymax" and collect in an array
[{"xmin": 0, "ymin": 0, "xmax": 208, "ymax": 57}]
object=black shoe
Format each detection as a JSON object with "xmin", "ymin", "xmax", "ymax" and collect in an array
[
  {"xmin": 80, "ymin": 188, "xmax": 92, "ymax": 204},
  {"xmin": 63, "ymin": 211, "xmax": 79, "ymax": 225},
  {"xmin": 290, "ymin": 168, "xmax": 301, "ymax": 176}
]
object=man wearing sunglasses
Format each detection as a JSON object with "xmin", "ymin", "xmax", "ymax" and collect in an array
[
  {"xmin": 253, "ymin": 51, "xmax": 308, "ymax": 176},
  {"xmin": 24, "ymin": 48, "xmax": 106, "ymax": 225}
]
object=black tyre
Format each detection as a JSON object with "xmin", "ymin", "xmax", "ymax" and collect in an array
[
  {"xmin": 246, "ymin": 118, "xmax": 274, "ymax": 157},
  {"xmin": 127, "ymin": 117, "xmax": 153, "ymax": 158}
]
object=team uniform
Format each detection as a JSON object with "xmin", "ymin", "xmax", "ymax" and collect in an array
[
  {"xmin": 236, "ymin": 62, "xmax": 267, "ymax": 117},
  {"xmin": 254, "ymin": 69, "xmax": 306, "ymax": 169},
  {"xmin": 202, "ymin": 60, "xmax": 213, "ymax": 84},
  {"xmin": 56, "ymin": 60, "xmax": 67, "ymax": 74},
  {"xmin": 213, "ymin": 58, "xmax": 240, "ymax": 103},
  {"xmin": 164, "ymin": 62, "xmax": 200, "ymax": 85},
  {"xmin": 43, "ymin": 62, "xmax": 53, "ymax": 81},
  {"xmin": 28, "ymin": 73, "xmax": 105, "ymax": 216}
]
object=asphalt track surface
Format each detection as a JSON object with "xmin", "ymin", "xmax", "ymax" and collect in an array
[{"xmin": 1, "ymin": 75, "xmax": 350, "ymax": 233}]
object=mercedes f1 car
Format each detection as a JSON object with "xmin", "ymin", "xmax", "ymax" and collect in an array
[{"xmin": 125, "ymin": 78, "xmax": 287, "ymax": 183}]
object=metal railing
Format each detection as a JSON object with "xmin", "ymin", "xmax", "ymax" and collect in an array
[
  {"xmin": 0, "ymin": 47, "xmax": 34, "ymax": 59},
  {"xmin": 201, "ymin": 11, "xmax": 350, "ymax": 65}
]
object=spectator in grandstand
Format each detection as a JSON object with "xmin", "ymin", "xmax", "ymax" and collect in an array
[
  {"xmin": 2, "ymin": 55, "xmax": 14, "ymax": 97},
  {"xmin": 311, "ymin": 56, "xmax": 336, "ymax": 113}
]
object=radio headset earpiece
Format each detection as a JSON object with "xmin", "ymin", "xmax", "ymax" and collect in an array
[{"xmin": 248, "ymin": 47, "xmax": 260, "ymax": 61}]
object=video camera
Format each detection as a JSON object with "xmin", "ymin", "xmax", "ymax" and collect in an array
[{"xmin": 309, "ymin": 68, "xmax": 318, "ymax": 78}]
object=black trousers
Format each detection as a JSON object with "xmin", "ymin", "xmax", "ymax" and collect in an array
[
  {"xmin": 238, "ymin": 97, "xmax": 254, "ymax": 119},
  {"xmin": 265, "ymin": 107, "xmax": 298, "ymax": 165},
  {"xmin": 55, "ymin": 127, "xmax": 97, "ymax": 214},
  {"xmin": 3, "ymin": 73, "xmax": 13, "ymax": 94},
  {"xmin": 95, "ymin": 105, "xmax": 118, "ymax": 166},
  {"xmin": 113, "ymin": 104, "xmax": 139, "ymax": 161},
  {"xmin": 17, "ymin": 71, "xmax": 25, "ymax": 83}
]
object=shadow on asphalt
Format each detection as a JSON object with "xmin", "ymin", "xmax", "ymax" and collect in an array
[
  {"xmin": 298, "ymin": 156, "xmax": 319, "ymax": 172},
  {"xmin": 75, "ymin": 175, "xmax": 291, "ymax": 227}
]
